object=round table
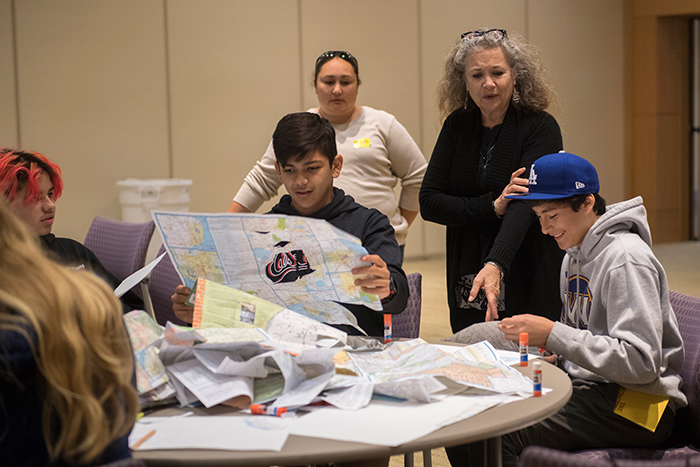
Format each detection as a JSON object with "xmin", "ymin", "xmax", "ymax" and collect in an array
[{"xmin": 134, "ymin": 361, "xmax": 572, "ymax": 467}]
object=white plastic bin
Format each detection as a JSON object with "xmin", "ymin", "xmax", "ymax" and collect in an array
[
  {"xmin": 117, "ymin": 179, "xmax": 192, "ymax": 262},
  {"xmin": 117, "ymin": 178, "xmax": 192, "ymax": 223}
]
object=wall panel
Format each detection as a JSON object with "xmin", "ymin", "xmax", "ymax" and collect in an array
[
  {"xmin": 167, "ymin": 0, "xmax": 301, "ymax": 214},
  {"xmin": 529, "ymin": 0, "xmax": 625, "ymax": 203},
  {"xmin": 419, "ymin": 0, "xmax": 525, "ymax": 256},
  {"xmin": 299, "ymin": 0, "xmax": 426, "ymax": 258},
  {"xmin": 14, "ymin": 0, "xmax": 170, "ymax": 241},
  {"xmin": 3, "ymin": 0, "xmax": 629, "ymax": 252},
  {"xmin": 0, "ymin": 0, "xmax": 18, "ymax": 147}
]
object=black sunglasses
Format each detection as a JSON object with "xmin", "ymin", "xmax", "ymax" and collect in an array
[
  {"xmin": 316, "ymin": 50, "xmax": 357, "ymax": 67},
  {"xmin": 461, "ymin": 29, "xmax": 507, "ymax": 41}
]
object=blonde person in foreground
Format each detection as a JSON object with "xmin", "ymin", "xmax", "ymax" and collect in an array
[
  {"xmin": 0, "ymin": 200, "xmax": 139, "ymax": 465},
  {"xmin": 228, "ymin": 50, "xmax": 427, "ymax": 265}
]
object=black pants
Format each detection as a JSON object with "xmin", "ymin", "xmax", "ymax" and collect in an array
[{"xmin": 445, "ymin": 379, "xmax": 676, "ymax": 467}]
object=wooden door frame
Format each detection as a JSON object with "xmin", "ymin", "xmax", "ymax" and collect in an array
[{"xmin": 625, "ymin": 0, "xmax": 697, "ymax": 242}]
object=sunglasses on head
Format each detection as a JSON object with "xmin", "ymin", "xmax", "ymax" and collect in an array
[
  {"xmin": 461, "ymin": 29, "xmax": 507, "ymax": 41},
  {"xmin": 316, "ymin": 50, "xmax": 357, "ymax": 67}
]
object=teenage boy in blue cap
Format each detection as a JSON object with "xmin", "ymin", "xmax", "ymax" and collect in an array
[
  {"xmin": 446, "ymin": 152, "xmax": 686, "ymax": 467},
  {"xmin": 172, "ymin": 112, "xmax": 408, "ymax": 337}
]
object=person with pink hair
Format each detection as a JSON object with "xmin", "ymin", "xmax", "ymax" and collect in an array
[{"xmin": 0, "ymin": 148, "xmax": 143, "ymax": 312}]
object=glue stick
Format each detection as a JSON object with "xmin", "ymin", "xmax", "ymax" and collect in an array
[
  {"xmin": 384, "ymin": 314, "xmax": 392, "ymax": 343},
  {"xmin": 519, "ymin": 332, "xmax": 529, "ymax": 366},
  {"xmin": 250, "ymin": 404, "xmax": 287, "ymax": 417},
  {"xmin": 533, "ymin": 360, "xmax": 542, "ymax": 397}
]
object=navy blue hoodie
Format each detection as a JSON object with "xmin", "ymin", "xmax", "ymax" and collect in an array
[{"xmin": 270, "ymin": 188, "xmax": 408, "ymax": 336}]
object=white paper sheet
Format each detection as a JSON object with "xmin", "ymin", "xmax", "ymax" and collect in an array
[
  {"xmin": 167, "ymin": 359, "xmax": 253, "ymax": 408},
  {"xmin": 114, "ymin": 252, "xmax": 166, "ymax": 298},
  {"xmin": 321, "ymin": 381, "xmax": 374, "ymax": 410},
  {"xmin": 291, "ymin": 393, "xmax": 523, "ymax": 446},
  {"xmin": 129, "ymin": 415, "xmax": 293, "ymax": 451}
]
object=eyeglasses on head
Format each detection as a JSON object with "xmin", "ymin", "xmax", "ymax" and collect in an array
[{"xmin": 461, "ymin": 29, "xmax": 507, "ymax": 41}]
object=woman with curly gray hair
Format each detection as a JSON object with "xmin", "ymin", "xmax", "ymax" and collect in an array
[
  {"xmin": 420, "ymin": 28, "xmax": 565, "ymax": 335},
  {"xmin": 437, "ymin": 28, "xmax": 556, "ymax": 119}
]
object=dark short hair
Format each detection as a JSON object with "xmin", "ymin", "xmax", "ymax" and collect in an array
[
  {"xmin": 313, "ymin": 50, "xmax": 361, "ymax": 86},
  {"xmin": 526, "ymin": 193, "xmax": 607, "ymax": 216},
  {"xmin": 272, "ymin": 112, "xmax": 337, "ymax": 167}
]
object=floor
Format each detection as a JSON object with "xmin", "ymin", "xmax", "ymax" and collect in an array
[{"xmin": 387, "ymin": 241, "xmax": 700, "ymax": 467}]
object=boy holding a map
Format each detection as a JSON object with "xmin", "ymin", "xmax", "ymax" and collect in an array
[
  {"xmin": 445, "ymin": 152, "xmax": 687, "ymax": 466},
  {"xmin": 172, "ymin": 112, "xmax": 408, "ymax": 337}
]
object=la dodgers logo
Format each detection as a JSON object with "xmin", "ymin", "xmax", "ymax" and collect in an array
[
  {"xmin": 562, "ymin": 275, "xmax": 592, "ymax": 329},
  {"xmin": 529, "ymin": 165, "xmax": 538, "ymax": 185}
]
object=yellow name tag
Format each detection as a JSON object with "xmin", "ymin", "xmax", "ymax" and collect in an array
[
  {"xmin": 353, "ymin": 138, "xmax": 371, "ymax": 149},
  {"xmin": 614, "ymin": 387, "xmax": 669, "ymax": 432}
]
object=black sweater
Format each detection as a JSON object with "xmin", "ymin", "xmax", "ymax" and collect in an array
[
  {"xmin": 40, "ymin": 234, "xmax": 144, "ymax": 313},
  {"xmin": 270, "ymin": 188, "xmax": 408, "ymax": 337},
  {"xmin": 420, "ymin": 104, "xmax": 565, "ymax": 332}
]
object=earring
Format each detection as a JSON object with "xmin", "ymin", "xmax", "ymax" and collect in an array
[
  {"xmin": 464, "ymin": 90, "xmax": 470, "ymax": 109},
  {"xmin": 512, "ymin": 87, "xmax": 520, "ymax": 104}
]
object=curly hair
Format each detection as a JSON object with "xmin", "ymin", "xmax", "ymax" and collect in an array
[
  {"xmin": 436, "ymin": 28, "xmax": 556, "ymax": 120},
  {"xmin": 0, "ymin": 199, "xmax": 138, "ymax": 464}
]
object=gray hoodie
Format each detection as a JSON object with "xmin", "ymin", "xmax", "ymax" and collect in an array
[{"xmin": 546, "ymin": 196, "xmax": 687, "ymax": 410}]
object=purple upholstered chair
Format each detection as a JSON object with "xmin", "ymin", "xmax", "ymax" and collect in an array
[
  {"xmin": 83, "ymin": 216, "xmax": 155, "ymax": 296},
  {"xmin": 520, "ymin": 446, "xmax": 700, "ymax": 467},
  {"xmin": 143, "ymin": 245, "xmax": 188, "ymax": 327},
  {"xmin": 519, "ymin": 290, "xmax": 700, "ymax": 465},
  {"xmin": 391, "ymin": 272, "xmax": 429, "ymax": 466},
  {"xmin": 98, "ymin": 458, "xmax": 147, "ymax": 467},
  {"xmin": 670, "ymin": 290, "xmax": 700, "ymax": 448},
  {"xmin": 392, "ymin": 272, "xmax": 422, "ymax": 339}
]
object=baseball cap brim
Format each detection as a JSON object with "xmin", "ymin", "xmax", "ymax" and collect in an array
[{"xmin": 505, "ymin": 192, "xmax": 582, "ymax": 200}]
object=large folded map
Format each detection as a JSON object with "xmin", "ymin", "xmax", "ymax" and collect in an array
[{"xmin": 152, "ymin": 211, "xmax": 382, "ymax": 329}]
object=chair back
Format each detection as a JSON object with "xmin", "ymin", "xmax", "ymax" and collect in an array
[
  {"xmin": 392, "ymin": 272, "xmax": 422, "ymax": 339},
  {"xmin": 84, "ymin": 216, "xmax": 155, "ymax": 282},
  {"xmin": 98, "ymin": 457, "xmax": 147, "ymax": 467},
  {"xmin": 147, "ymin": 246, "xmax": 189, "ymax": 326},
  {"xmin": 669, "ymin": 290, "xmax": 700, "ymax": 447},
  {"xmin": 520, "ymin": 446, "xmax": 700, "ymax": 467}
]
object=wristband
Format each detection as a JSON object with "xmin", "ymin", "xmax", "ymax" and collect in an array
[{"xmin": 381, "ymin": 277, "xmax": 397, "ymax": 304}]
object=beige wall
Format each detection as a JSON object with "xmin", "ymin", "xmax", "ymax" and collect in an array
[
  {"xmin": 0, "ymin": 0, "xmax": 625, "ymax": 257},
  {"xmin": 0, "ymin": 0, "xmax": 18, "ymax": 148}
]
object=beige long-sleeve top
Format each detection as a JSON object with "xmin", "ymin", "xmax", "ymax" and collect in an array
[{"xmin": 232, "ymin": 106, "xmax": 427, "ymax": 246}]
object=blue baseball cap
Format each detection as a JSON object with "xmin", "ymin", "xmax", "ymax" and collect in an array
[{"xmin": 505, "ymin": 152, "xmax": 599, "ymax": 200}]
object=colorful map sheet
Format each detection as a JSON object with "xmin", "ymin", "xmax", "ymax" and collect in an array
[
  {"xmin": 123, "ymin": 310, "xmax": 170, "ymax": 395},
  {"xmin": 152, "ymin": 211, "xmax": 382, "ymax": 328},
  {"xmin": 349, "ymin": 339, "xmax": 534, "ymax": 402}
]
